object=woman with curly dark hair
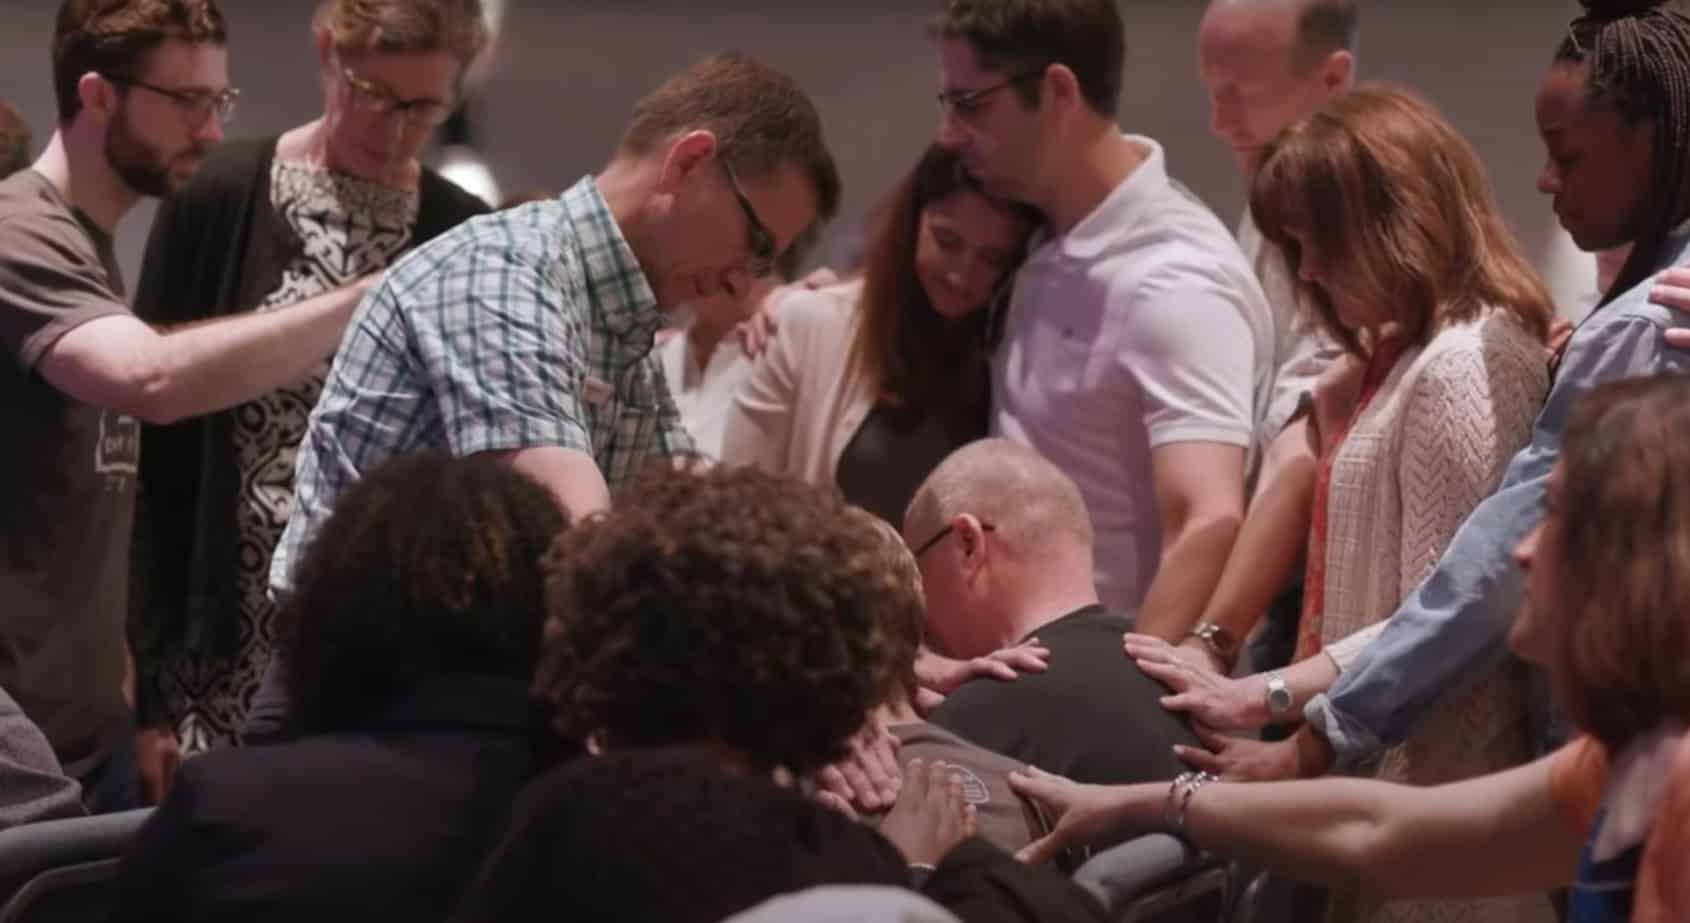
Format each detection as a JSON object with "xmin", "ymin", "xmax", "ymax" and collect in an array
[
  {"xmin": 109, "ymin": 451, "xmax": 567, "ymax": 920},
  {"xmin": 536, "ymin": 461, "xmax": 916, "ymax": 778}
]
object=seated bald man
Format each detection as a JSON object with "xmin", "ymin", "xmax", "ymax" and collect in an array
[{"xmin": 905, "ymin": 439, "xmax": 1198, "ymax": 788}]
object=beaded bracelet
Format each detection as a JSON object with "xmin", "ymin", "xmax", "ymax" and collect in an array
[
  {"xmin": 1162, "ymin": 771, "xmax": 1199, "ymax": 830},
  {"xmin": 1173, "ymin": 771, "xmax": 1219, "ymax": 834}
]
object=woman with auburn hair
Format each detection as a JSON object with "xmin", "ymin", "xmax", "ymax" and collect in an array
[
  {"xmin": 130, "ymin": 0, "xmax": 491, "ymax": 763},
  {"xmin": 721, "ymin": 142, "xmax": 1038, "ymax": 528},
  {"xmin": 1124, "ymin": 83, "xmax": 1555, "ymax": 922},
  {"xmin": 1015, "ymin": 373, "xmax": 1690, "ymax": 923}
]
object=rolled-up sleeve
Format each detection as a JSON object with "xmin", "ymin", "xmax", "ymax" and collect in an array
[{"xmin": 1305, "ymin": 312, "xmax": 1687, "ymax": 766}]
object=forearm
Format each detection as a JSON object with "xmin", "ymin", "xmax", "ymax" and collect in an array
[
  {"xmin": 1102, "ymin": 761, "xmax": 1561, "ymax": 899},
  {"xmin": 1250, "ymin": 655, "xmax": 1341, "ymax": 727},
  {"xmin": 143, "ymin": 281, "xmax": 365, "ymax": 422},
  {"xmin": 1133, "ymin": 510, "xmax": 1243, "ymax": 640},
  {"xmin": 1199, "ymin": 420, "xmax": 1318, "ymax": 644}
]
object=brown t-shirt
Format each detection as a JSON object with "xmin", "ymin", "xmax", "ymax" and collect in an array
[
  {"xmin": 866, "ymin": 721, "xmax": 1051, "ymax": 861},
  {"xmin": 0, "ymin": 169, "xmax": 136, "ymax": 777}
]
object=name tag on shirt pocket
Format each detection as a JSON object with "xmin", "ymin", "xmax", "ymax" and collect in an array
[{"xmin": 583, "ymin": 376, "xmax": 613, "ymax": 406}]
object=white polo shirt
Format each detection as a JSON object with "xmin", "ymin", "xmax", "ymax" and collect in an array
[
  {"xmin": 1236, "ymin": 209, "xmax": 1342, "ymax": 447},
  {"xmin": 992, "ymin": 136, "xmax": 1273, "ymax": 615}
]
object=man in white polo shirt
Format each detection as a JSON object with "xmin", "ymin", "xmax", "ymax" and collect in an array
[{"xmin": 930, "ymin": 0, "xmax": 1273, "ymax": 636}]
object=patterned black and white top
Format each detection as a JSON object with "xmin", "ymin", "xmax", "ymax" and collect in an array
[{"xmin": 174, "ymin": 160, "xmax": 417, "ymax": 753}]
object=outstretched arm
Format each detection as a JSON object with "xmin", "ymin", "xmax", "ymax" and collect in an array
[{"xmin": 1011, "ymin": 753, "xmax": 1578, "ymax": 900}]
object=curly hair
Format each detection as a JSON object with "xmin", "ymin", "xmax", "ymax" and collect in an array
[
  {"xmin": 278, "ymin": 452, "xmax": 567, "ymax": 734},
  {"xmin": 448, "ymin": 748, "xmax": 907, "ymax": 923},
  {"xmin": 537, "ymin": 464, "xmax": 919, "ymax": 775}
]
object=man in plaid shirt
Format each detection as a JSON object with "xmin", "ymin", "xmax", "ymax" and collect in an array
[{"xmin": 247, "ymin": 52, "xmax": 841, "ymax": 739}]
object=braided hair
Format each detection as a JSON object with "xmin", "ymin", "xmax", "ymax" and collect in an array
[{"xmin": 1556, "ymin": 0, "xmax": 1690, "ymax": 305}]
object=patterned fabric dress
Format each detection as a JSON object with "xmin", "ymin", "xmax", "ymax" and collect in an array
[{"xmin": 170, "ymin": 160, "xmax": 417, "ymax": 753}]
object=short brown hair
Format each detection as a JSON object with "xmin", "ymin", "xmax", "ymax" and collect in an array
[
  {"xmin": 536, "ymin": 463, "xmax": 918, "ymax": 775},
  {"xmin": 620, "ymin": 52, "xmax": 842, "ymax": 229},
  {"xmin": 1250, "ymin": 83, "xmax": 1552, "ymax": 356},
  {"xmin": 0, "ymin": 100, "xmax": 30, "ymax": 179},
  {"xmin": 930, "ymin": 0, "xmax": 1125, "ymax": 117},
  {"xmin": 53, "ymin": 0, "xmax": 228, "ymax": 123},
  {"xmin": 1291, "ymin": 0, "xmax": 1359, "ymax": 71},
  {"xmin": 312, "ymin": 0, "xmax": 489, "ymax": 68},
  {"xmin": 1551, "ymin": 374, "xmax": 1690, "ymax": 754}
]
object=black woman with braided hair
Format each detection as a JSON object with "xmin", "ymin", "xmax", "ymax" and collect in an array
[{"xmin": 1129, "ymin": 0, "xmax": 1690, "ymax": 790}]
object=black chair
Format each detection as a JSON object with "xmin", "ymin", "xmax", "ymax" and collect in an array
[
  {"xmin": 1073, "ymin": 833, "xmax": 1232, "ymax": 923},
  {"xmin": 0, "ymin": 809, "xmax": 152, "ymax": 923}
]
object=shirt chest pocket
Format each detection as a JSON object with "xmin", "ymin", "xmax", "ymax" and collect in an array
[{"xmin": 592, "ymin": 402, "xmax": 661, "ymax": 484}]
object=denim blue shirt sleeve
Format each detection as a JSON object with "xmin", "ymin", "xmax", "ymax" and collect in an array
[{"xmin": 1305, "ymin": 289, "xmax": 1690, "ymax": 766}]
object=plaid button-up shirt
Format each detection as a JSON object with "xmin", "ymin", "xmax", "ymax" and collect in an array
[{"xmin": 269, "ymin": 176, "xmax": 692, "ymax": 597}]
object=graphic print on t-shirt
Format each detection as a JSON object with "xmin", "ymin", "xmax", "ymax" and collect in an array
[{"xmin": 94, "ymin": 411, "xmax": 139, "ymax": 481}]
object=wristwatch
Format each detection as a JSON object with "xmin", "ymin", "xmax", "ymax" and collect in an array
[
  {"xmin": 1187, "ymin": 623, "xmax": 1238, "ymax": 666},
  {"xmin": 1264, "ymin": 671, "xmax": 1294, "ymax": 719}
]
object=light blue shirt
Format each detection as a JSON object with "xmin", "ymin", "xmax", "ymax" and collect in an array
[
  {"xmin": 1305, "ymin": 228, "xmax": 1690, "ymax": 765},
  {"xmin": 270, "ymin": 177, "xmax": 692, "ymax": 598}
]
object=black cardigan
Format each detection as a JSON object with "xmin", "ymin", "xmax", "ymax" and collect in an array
[{"xmin": 129, "ymin": 137, "xmax": 489, "ymax": 726}]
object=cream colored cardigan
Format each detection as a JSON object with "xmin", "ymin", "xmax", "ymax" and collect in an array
[
  {"xmin": 720, "ymin": 280, "xmax": 876, "ymax": 485},
  {"xmin": 1318, "ymin": 308, "xmax": 1555, "ymax": 923}
]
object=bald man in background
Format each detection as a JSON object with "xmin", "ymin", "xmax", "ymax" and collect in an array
[{"xmin": 1160, "ymin": 0, "xmax": 1356, "ymax": 679}]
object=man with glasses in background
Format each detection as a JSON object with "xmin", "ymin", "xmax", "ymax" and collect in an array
[
  {"xmin": 930, "ymin": 0, "xmax": 1274, "ymax": 643},
  {"xmin": 0, "ymin": 0, "xmax": 374, "ymax": 813},
  {"xmin": 246, "ymin": 51, "xmax": 841, "ymax": 740}
]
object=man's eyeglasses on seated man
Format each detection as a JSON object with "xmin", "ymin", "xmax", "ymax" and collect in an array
[{"xmin": 912, "ymin": 521, "xmax": 997, "ymax": 559}]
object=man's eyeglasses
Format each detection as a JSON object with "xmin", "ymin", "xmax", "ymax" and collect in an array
[
  {"xmin": 106, "ymin": 76, "xmax": 239, "ymax": 125},
  {"xmin": 1565, "ymin": 16, "xmax": 1596, "ymax": 56},
  {"xmin": 912, "ymin": 521, "xmax": 997, "ymax": 559},
  {"xmin": 341, "ymin": 67, "xmax": 454, "ymax": 127},
  {"xmin": 936, "ymin": 70, "xmax": 1043, "ymax": 119},
  {"xmin": 721, "ymin": 159, "xmax": 777, "ymax": 278}
]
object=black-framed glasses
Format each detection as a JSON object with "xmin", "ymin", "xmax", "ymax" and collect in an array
[
  {"xmin": 936, "ymin": 70, "xmax": 1044, "ymax": 119},
  {"xmin": 1565, "ymin": 16, "xmax": 1596, "ymax": 56},
  {"xmin": 720, "ymin": 159, "xmax": 777, "ymax": 278},
  {"xmin": 341, "ymin": 67, "xmax": 454, "ymax": 127},
  {"xmin": 912, "ymin": 521, "xmax": 996, "ymax": 559},
  {"xmin": 106, "ymin": 76, "xmax": 239, "ymax": 125}
]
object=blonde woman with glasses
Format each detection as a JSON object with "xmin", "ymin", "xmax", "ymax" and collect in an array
[{"xmin": 129, "ymin": 0, "xmax": 491, "ymax": 768}]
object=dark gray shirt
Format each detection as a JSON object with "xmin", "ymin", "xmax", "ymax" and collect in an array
[
  {"xmin": 930, "ymin": 606, "xmax": 1197, "ymax": 788},
  {"xmin": 0, "ymin": 169, "xmax": 136, "ymax": 777},
  {"xmin": 835, "ymin": 399, "xmax": 987, "ymax": 526}
]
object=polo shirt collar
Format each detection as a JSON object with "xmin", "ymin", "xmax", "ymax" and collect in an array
[
  {"xmin": 560, "ymin": 176, "xmax": 663, "ymax": 362},
  {"xmin": 1047, "ymin": 135, "xmax": 1165, "ymax": 263}
]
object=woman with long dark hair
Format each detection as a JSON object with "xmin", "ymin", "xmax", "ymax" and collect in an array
[{"xmin": 722, "ymin": 142, "xmax": 1038, "ymax": 527}]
